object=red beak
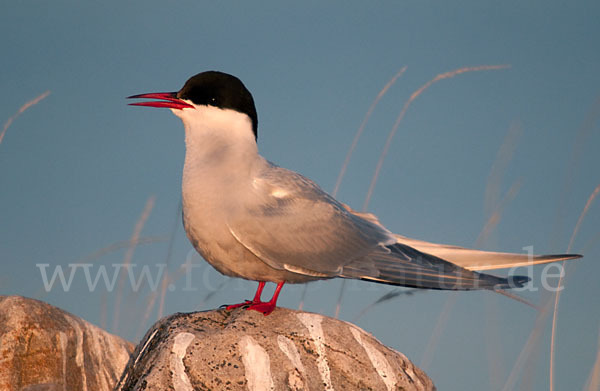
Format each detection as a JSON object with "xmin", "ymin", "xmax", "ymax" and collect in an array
[{"xmin": 127, "ymin": 92, "xmax": 194, "ymax": 110}]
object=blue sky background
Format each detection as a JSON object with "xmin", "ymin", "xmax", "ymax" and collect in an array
[{"xmin": 1, "ymin": 1, "xmax": 599, "ymax": 389}]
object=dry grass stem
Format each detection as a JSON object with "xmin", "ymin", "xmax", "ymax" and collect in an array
[
  {"xmin": 332, "ymin": 66, "xmax": 407, "ymax": 197},
  {"xmin": 112, "ymin": 195, "xmax": 156, "ymax": 333},
  {"xmin": 420, "ymin": 293, "xmax": 457, "ymax": 370},
  {"xmin": 484, "ymin": 122, "xmax": 522, "ymax": 218},
  {"xmin": 362, "ymin": 65, "xmax": 510, "ymax": 211},
  {"xmin": 76, "ymin": 236, "xmax": 167, "ymax": 263},
  {"xmin": 475, "ymin": 179, "xmax": 522, "ymax": 246},
  {"xmin": 502, "ymin": 300, "xmax": 553, "ymax": 391},
  {"xmin": 550, "ymin": 184, "xmax": 600, "ymax": 390},
  {"xmin": 551, "ymin": 96, "xmax": 600, "ymax": 245},
  {"xmin": 331, "ymin": 68, "xmax": 407, "ymax": 317},
  {"xmin": 0, "ymin": 91, "xmax": 51, "ymax": 147},
  {"xmin": 585, "ymin": 326, "xmax": 600, "ymax": 391}
]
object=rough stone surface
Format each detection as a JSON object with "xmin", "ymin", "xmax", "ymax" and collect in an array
[
  {"xmin": 0, "ymin": 295, "xmax": 134, "ymax": 391},
  {"xmin": 115, "ymin": 307, "xmax": 435, "ymax": 391}
]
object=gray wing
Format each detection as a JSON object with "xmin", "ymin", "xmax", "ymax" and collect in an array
[
  {"xmin": 227, "ymin": 163, "xmax": 395, "ymax": 276},
  {"xmin": 227, "ymin": 163, "xmax": 531, "ymax": 290}
]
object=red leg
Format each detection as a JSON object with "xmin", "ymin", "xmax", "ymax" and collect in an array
[
  {"xmin": 225, "ymin": 281, "xmax": 266, "ymax": 310},
  {"xmin": 247, "ymin": 281, "xmax": 285, "ymax": 316},
  {"xmin": 252, "ymin": 281, "xmax": 266, "ymax": 302}
]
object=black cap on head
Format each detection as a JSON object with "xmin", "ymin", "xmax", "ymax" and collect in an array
[{"xmin": 177, "ymin": 71, "xmax": 258, "ymax": 140}]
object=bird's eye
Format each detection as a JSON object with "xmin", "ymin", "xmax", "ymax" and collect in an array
[{"xmin": 210, "ymin": 97, "xmax": 217, "ymax": 104}]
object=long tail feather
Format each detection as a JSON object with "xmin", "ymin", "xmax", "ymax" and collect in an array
[
  {"xmin": 342, "ymin": 243, "xmax": 530, "ymax": 290},
  {"xmin": 344, "ymin": 204, "xmax": 582, "ymax": 271},
  {"xmin": 395, "ymin": 235, "xmax": 582, "ymax": 271}
]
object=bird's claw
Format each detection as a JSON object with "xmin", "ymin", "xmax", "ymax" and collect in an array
[{"xmin": 223, "ymin": 300, "xmax": 253, "ymax": 310}]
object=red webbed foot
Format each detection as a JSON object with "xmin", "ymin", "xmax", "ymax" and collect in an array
[
  {"xmin": 222, "ymin": 281, "xmax": 285, "ymax": 316},
  {"xmin": 246, "ymin": 301, "xmax": 277, "ymax": 315}
]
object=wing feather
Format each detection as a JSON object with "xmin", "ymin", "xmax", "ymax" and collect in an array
[
  {"xmin": 228, "ymin": 163, "xmax": 394, "ymax": 276},
  {"xmin": 341, "ymin": 242, "xmax": 529, "ymax": 290}
]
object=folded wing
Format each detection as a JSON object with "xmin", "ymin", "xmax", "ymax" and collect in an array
[{"xmin": 228, "ymin": 164, "xmax": 395, "ymax": 276}]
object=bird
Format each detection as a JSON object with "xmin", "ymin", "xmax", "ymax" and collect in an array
[{"xmin": 128, "ymin": 71, "xmax": 582, "ymax": 315}]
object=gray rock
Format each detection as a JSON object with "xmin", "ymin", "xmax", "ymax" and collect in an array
[
  {"xmin": 116, "ymin": 307, "xmax": 435, "ymax": 390},
  {"xmin": 0, "ymin": 296, "xmax": 134, "ymax": 391}
]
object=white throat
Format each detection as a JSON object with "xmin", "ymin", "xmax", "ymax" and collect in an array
[
  {"xmin": 174, "ymin": 105, "xmax": 258, "ymax": 170},
  {"xmin": 173, "ymin": 104, "xmax": 261, "ymax": 209}
]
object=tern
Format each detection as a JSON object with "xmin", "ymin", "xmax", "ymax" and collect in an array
[{"xmin": 129, "ymin": 71, "xmax": 581, "ymax": 315}]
